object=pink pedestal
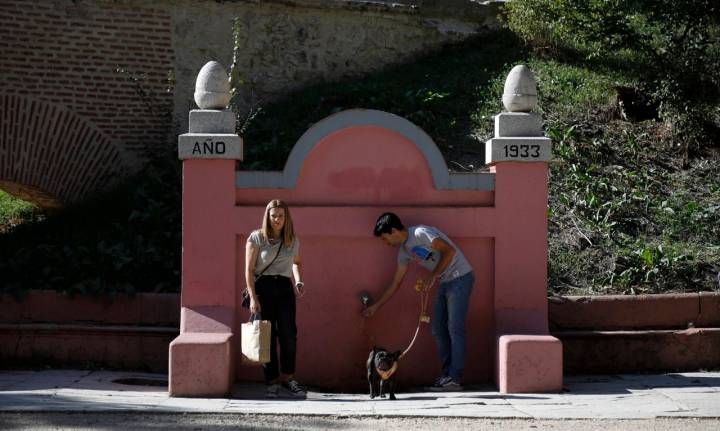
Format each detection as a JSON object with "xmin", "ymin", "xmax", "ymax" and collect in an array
[
  {"xmin": 497, "ymin": 334, "xmax": 563, "ymax": 393},
  {"xmin": 169, "ymin": 332, "xmax": 233, "ymax": 397},
  {"xmin": 170, "ymin": 307, "xmax": 236, "ymax": 397}
]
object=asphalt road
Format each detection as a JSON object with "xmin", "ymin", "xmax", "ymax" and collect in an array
[{"xmin": 1, "ymin": 413, "xmax": 719, "ymax": 431}]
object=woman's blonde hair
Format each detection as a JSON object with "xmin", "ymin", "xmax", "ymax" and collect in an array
[{"xmin": 261, "ymin": 199, "xmax": 295, "ymax": 246}]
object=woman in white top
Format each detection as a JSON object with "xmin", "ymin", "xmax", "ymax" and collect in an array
[{"xmin": 245, "ymin": 199, "xmax": 306, "ymax": 398}]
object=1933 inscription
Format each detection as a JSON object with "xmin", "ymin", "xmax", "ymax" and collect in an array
[{"xmin": 503, "ymin": 144, "xmax": 540, "ymax": 158}]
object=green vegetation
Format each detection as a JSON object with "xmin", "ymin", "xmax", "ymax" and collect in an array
[
  {"xmin": 505, "ymin": 0, "xmax": 720, "ymax": 165},
  {"xmin": 0, "ymin": 191, "xmax": 40, "ymax": 233},
  {"xmin": 1, "ymin": 5, "xmax": 719, "ymax": 297},
  {"xmin": 505, "ymin": 1, "xmax": 720, "ymax": 293},
  {"xmin": 546, "ymin": 117, "xmax": 720, "ymax": 293},
  {"xmin": 0, "ymin": 156, "xmax": 181, "ymax": 300}
]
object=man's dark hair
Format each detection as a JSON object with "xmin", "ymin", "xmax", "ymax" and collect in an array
[{"xmin": 373, "ymin": 212, "xmax": 404, "ymax": 237}]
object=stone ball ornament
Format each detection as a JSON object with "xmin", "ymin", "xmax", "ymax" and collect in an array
[
  {"xmin": 502, "ymin": 64, "xmax": 538, "ymax": 112},
  {"xmin": 194, "ymin": 61, "xmax": 231, "ymax": 110}
]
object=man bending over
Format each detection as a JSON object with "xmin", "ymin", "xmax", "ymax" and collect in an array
[{"xmin": 363, "ymin": 212, "xmax": 475, "ymax": 391}]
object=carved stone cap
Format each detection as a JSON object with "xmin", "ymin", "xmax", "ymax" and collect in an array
[
  {"xmin": 194, "ymin": 61, "xmax": 231, "ymax": 110},
  {"xmin": 502, "ymin": 64, "xmax": 538, "ymax": 113}
]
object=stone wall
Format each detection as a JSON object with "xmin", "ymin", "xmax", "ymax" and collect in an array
[
  {"xmin": 0, "ymin": 0, "xmax": 501, "ymax": 205},
  {"xmin": 171, "ymin": 0, "xmax": 502, "ymax": 131}
]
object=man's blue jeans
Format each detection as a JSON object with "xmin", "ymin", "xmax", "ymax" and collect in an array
[{"xmin": 431, "ymin": 271, "xmax": 474, "ymax": 382}]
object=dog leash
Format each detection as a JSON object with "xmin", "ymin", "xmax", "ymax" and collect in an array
[{"xmin": 399, "ymin": 279, "xmax": 431, "ymax": 359}]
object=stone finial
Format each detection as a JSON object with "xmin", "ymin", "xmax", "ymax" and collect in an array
[
  {"xmin": 502, "ymin": 65, "xmax": 538, "ymax": 112},
  {"xmin": 194, "ymin": 61, "xmax": 231, "ymax": 110}
]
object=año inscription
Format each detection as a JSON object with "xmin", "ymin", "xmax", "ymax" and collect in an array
[
  {"xmin": 193, "ymin": 140, "xmax": 226, "ymax": 155},
  {"xmin": 178, "ymin": 133, "xmax": 242, "ymax": 160}
]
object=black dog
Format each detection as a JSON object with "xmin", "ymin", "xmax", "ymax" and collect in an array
[{"xmin": 367, "ymin": 347, "xmax": 401, "ymax": 400}]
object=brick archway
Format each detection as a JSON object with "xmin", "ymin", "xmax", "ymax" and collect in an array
[{"xmin": 0, "ymin": 94, "xmax": 132, "ymax": 207}]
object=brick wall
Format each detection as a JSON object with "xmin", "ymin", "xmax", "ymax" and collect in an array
[{"xmin": 0, "ymin": 0, "xmax": 174, "ymax": 204}]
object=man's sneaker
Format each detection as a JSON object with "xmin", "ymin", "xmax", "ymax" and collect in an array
[
  {"xmin": 281, "ymin": 379, "xmax": 307, "ymax": 398},
  {"xmin": 428, "ymin": 376, "xmax": 464, "ymax": 392},
  {"xmin": 266, "ymin": 383, "xmax": 280, "ymax": 398},
  {"xmin": 425, "ymin": 375, "xmax": 450, "ymax": 390}
]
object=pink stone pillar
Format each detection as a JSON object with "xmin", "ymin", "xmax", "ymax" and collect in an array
[
  {"xmin": 169, "ymin": 62, "xmax": 243, "ymax": 397},
  {"xmin": 181, "ymin": 159, "xmax": 237, "ymax": 307},
  {"xmin": 486, "ymin": 65, "xmax": 563, "ymax": 393},
  {"xmin": 493, "ymin": 161, "xmax": 550, "ymax": 334}
]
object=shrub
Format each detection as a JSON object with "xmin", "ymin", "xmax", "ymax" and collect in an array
[
  {"xmin": 504, "ymin": 0, "xmax": 720, "ymax": 162},
  {"xmin": 0, "ymin": 156, "xmax": 182, "ymax": 300},
  {"xmin": 0, "ymin": 191, "xmax": 40, "ymax": 232}
]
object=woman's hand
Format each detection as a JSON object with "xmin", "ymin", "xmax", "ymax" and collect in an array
[{"xmin": 250, "ymin": 295, "xmax": 261, "ymax": 313}]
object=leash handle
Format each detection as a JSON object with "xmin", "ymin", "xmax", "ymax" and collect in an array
[
  {"xmin": 413, "ymin": 279, "xmax": 431, "ymax": 320},
  {"xmin": 419, "ymin": 283, "xmax": 431, "ymax": 323}
]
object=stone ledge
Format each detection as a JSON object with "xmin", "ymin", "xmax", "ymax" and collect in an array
[
  {"xmin": 0, "ymin": 323, "xmax": 178, "ymax": 334},
  {"xmin": 549, "ymin": 292, "xmax": 720, "ymax": 330},
  {"xmin": 0, "ymin": 291, "xmax": 180, "ymax": 326},
  {"xmin": 0, "ymin": 324, "xmax": 175, "ymax": 372},
  {"xmin": 554, "ymin": 327, "xmax": 720, "ymax": 374}
]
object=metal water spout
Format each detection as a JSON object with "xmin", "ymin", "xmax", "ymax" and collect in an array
[{"xmin": 359, "ymin": 291, "xmax": 372, "ymax": 309}]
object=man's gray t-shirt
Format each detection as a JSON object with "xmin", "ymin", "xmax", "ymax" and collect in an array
[
  {"xmin": 249, "ymin": 230, "xmax": 299, "ymax": 279},
  {"xmin": 398, "ymin": 225, "xmax": 472, "ymax": 283}
]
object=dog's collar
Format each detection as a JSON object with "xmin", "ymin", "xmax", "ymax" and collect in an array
[{"xmin": 376, "ymin": 362, "xmax": 398, "ymax": 381}]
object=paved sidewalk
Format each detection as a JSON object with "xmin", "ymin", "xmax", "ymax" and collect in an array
[{"xmin": 0, "ymin": 370, "xmax": 719, "ymax": 419}]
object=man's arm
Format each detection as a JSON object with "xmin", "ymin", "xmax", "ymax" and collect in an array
[
  {"xmin": 362, "ymin": 263, "xmax": 408, "ymax": 317},
  {"xmin": 422, "ymin": 237, "xmax": 456, "ymax": 289}
]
